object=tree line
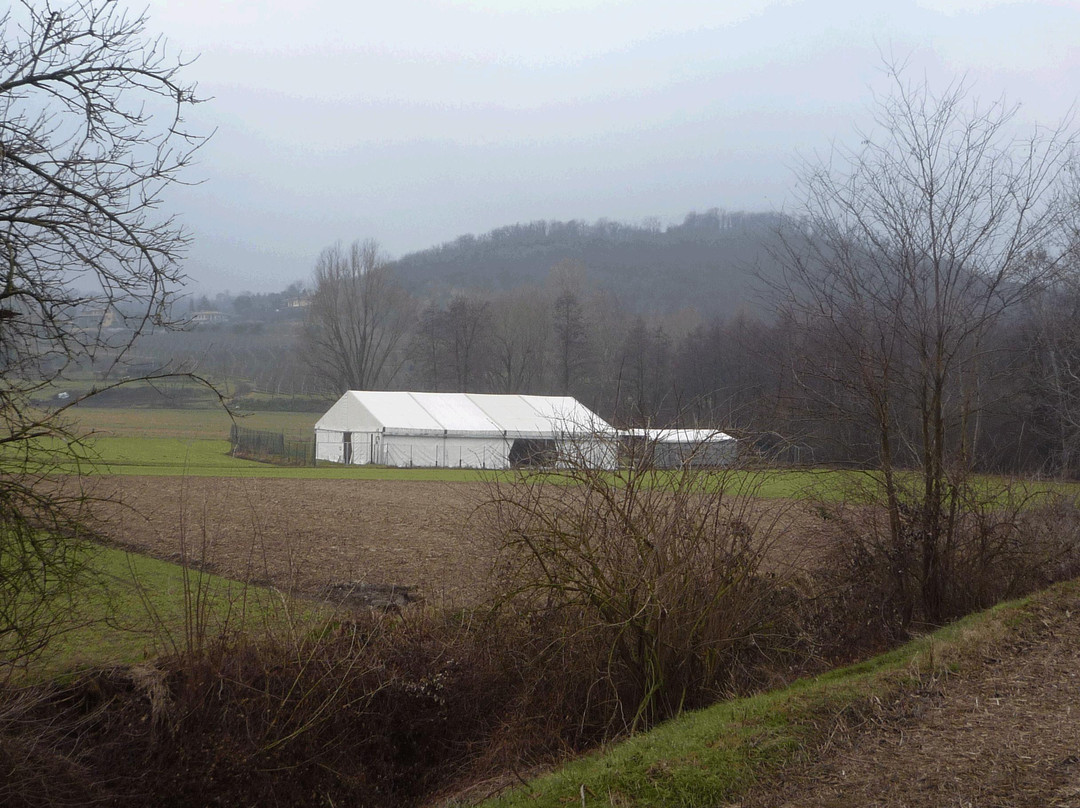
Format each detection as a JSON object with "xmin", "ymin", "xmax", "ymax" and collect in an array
[
  {"xmin": 158, "ymin": 193, "xmax": 1080, "ymax": 481},
  {"xmin": 292, "ymin": 258, "xmax": 1080, "ymax": 478}
]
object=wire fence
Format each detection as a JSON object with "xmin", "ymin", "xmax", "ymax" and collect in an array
[{"xmin": 230, "ymin": 424, "xmax": 315, "ymax": 466}]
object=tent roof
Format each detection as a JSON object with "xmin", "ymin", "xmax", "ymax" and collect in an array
[
  {"xmin": 315, "ymin": 392, "xmax": 614, "ymax": 439},
  {"xmin": 624, "ymin": 428, "xmax": 735, "ymax": 443}
]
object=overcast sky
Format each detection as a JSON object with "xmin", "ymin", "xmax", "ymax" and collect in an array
[{"xmin": 139, "ymin": 0, "xmax": 1080, "ymax": 294}]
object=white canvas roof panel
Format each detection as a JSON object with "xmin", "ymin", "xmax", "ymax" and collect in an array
[
  {"xmin": 467, "ymin": 394, "xmax": 551, "ymax": 435},
  {"xmin": 625, "ymin": 428, "xmax": 735, "ymax": 443},
  {"xmin": 411, "ymin": 393, "xmax": 502, "ymax": 435},
  {"xmin": 317, "ymin": 391, "xmax": 615, "ymax": 440},
  {"xmin": 349, "ymin": 391, "xmax": 444, "ymax": 434},
  {"xmin": 521, "ymin": 395, "xmax": 613, "ymax": 434},
  {"xmin": 468, "ymin": 394, "xmax": 613, "ymax": 437}
]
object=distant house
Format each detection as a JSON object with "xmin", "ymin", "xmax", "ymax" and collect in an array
[
  {"xmin": 621, "ymin": 428, "xmax": 737, "ymax": 468},
  {"xmin": 71, "ymin": 306, "xmax": 119, "ymax": 330},
  {"xmin": 190, "ymin": 310, "xmax": 229, "ymax": 325},
  {"xmin": 314, "ymin": 391, "xmax": 617, "ymax": 469}
]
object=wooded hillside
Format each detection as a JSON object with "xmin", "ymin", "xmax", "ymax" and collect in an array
[{"xmin": 388, "ymin": 209, "xmax": 787, "ymax": 316}]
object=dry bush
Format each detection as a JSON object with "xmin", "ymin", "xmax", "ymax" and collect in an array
[
  {"xmin": 0, "ymin": 686, "xmax": 96, "ymax": 808},
  {"xmin": 0, "ymin": 598, "xmax": 599, "ymax": 808},
  {"xmin": 809, "ymin": 482, "xmax": 1080, "ymax": 655},
  {"xmin": 479, "ymin": 445, "xmax": 808, "ymax": 733}
]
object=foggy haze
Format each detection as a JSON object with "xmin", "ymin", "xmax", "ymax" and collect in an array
[{"xmin": 141, "ymin": 0, "xmax": 1080, "ymax": 293}]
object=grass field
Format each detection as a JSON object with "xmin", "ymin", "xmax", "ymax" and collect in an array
[
  {"xmin": 40, "ymin": 406, "xmax": 857, "ymax": 489},
  {"xmin": 63, "ymin": 434, "xmax": 852, "ymax": 492},
  {"xmin": 69, "ymin": 405, "xmax": 319, "ymax": 441},
  {"xmin": 66, "ymin": 436, "xmax": 493, "ymax": 479},
  {"xmin": 55, "ymin": 432, "xmax": 1080, "ymax": 504},
  {"xmin": 49, "ymin": 405, "xmax": 1077, "ymax": 491},
  {"xmin": 29, "ymin": 544, "xmax": 308, "ymax": 680},
  {"xmin": 50, "ymin": 407, "xmax": 472, "ymax": 478}
]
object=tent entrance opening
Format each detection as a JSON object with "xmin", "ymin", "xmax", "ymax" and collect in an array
[{"xmin": 509, "ymin": 438, "xmax": 558, "ymax": 467}]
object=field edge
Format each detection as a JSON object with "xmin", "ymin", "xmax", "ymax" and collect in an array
[{"xmin": 471, "ymin": 579, "xmax": 1078, "ymax": 808}]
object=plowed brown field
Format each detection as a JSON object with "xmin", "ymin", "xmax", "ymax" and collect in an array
[
  {"xmin": 84, "ymin": 476, "xmax": 493, "ymax": 604},
  {"xmin": 81, "ymin": 475, "xmax": 822, "ymax": 607}
]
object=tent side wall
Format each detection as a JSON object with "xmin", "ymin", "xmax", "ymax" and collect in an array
[
  {"xmin": 315, "ymin": 429, "xmax": 345, "ymax": 464},
  {"xmin": 380, "ymin": 434, "xmax": 511, "ymax": 469},
  {"xmin": 555, "ymin": 435, "xmax": 618, "ymax": 470},
  {"xmin": 315, "ymin": 428, "xmax": 379, "ymax": 465},
  {"xmin": 316, "ymin": 430, "xmax": 512, "ymax": 468},
  {"xmin": 652, "ymin": 439, "xmax": 737, "ymax": 468}
]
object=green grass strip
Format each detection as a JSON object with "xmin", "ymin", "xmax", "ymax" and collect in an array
[
  {"xmin": 40, "ymin": 437, "xmax": 494, "ymax": 480},
  {"xmin": 68, "ymin": 406, "xmax": 320, "ymax": 441},
  {"xmin": 26, "ymin": 427, "xmax": 1080, "ymax": 500}
]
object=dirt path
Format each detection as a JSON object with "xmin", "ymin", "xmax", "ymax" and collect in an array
[{"xmin": 742, "ymin": 584, "xmax": 1080, "ymax": 808}]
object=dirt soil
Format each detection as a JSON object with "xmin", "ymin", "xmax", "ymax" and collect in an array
[
  {"xmin": 81, "ymin": 476, "xmax": 822, "ymax": 606},
  {"xmin": 83, "ymin": 477, "xmax": 494, "ymax": 604},
  {"xmin": 740, "ymin": 583, "xmax": 1080, "ymax": 808}
]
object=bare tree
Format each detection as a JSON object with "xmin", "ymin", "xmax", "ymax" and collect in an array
[
  {"xmin": 304, "ymin": 240, "xmax": 415, "ymax": 392},
  {"xmin": 487, "ymin": 287, "xmax": 549, "ymax": 393},
  {"xmin": 775, "ymin": 65, "xmax": 1077, "ymax": 625},
  {"xmin": 552, "ymin": 288, "xmax": 589, "ymax": 395},
  {"xmin": 546, "ymin": 260, "xmax": 591, "ymax": 396},
  {"xmin": 446, "ymin": 292, "xmax": 492, "ymax": 391},
  {"xmin": 672, "ymin": 313, "xmax": 786, "ymax": 431},
  {"xmin": 1021, "ymin": 270, "xmax": 1080, "ymax": 477},
  {"xmin": 1, "ymin": 0, "xmax": 203, "ymax": 355},
  {"xmin": 617, "ymin": 316, "xmax": 672, "ymax": 425},
  {"xmin": 0, "ymin": 0, "xmax": 207, "ymax": 668},
  {"xmin": 405, "ymin": 292, "xmax": 492, "ymax": 392},
  {"xmin": 409, "ymin": 301, "xmax": 447, "ymax": 391}
]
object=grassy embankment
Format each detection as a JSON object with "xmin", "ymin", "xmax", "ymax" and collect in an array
[{"xmin": 476, "ymin": 582, "xmax": 1070, "ymax": 808}]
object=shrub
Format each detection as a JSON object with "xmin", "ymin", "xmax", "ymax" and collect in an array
[
  {"xmin": 0, "ymin": 608, "xmax": 535, "ymax": 807},
  {"xmin": 809, "ymin": 480, "xmax": 1080, "ymax": 654},
  {"xmin": 479, "ymin": 445, "xmax": 808, "ymax": 733}
]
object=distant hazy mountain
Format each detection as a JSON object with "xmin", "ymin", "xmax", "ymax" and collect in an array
[{"xmin": 388, "ymin": 209, "xmax": 788, "ymax": 317}]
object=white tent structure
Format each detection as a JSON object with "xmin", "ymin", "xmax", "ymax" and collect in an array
[
  {"xmin": 314, "ymin": 392, "xmax": 617, "ymax": 469},
  {"xmin": 623, "ymin": 428, "xmax": 737, "ymax": 468}
]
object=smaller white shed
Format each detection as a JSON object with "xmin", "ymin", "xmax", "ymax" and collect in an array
[{"xmin": 622, "ymin": 428, "xmax": 737, "ymax": 468}]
